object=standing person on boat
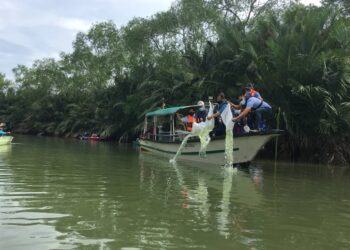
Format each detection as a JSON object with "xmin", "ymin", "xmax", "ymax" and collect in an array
[
  {"xmin": 244, "ymin": 83, "xmax": 263, "ymax": 100},
  {"xmin": 176, "ymin": 108, "xmax": 196, "ymax": 132},
  {"xmin": 232, "ymin": 83, "xmax": 264, "ymax": 130},
  {"xmin": 207, "ymin": 93, "xmax": 228, "ymax": 121},
  {"xmin": 232, "ymin": 92, "xmax": 272, "ymax": 130},
  {"xmin": 195, "ymin": 101, "xmax": 207, "ymax": 123}
]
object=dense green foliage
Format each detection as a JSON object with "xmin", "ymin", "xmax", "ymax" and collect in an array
[{"xmin": 1, "ymin": 0, "xmax": 350, "ymax": 164}]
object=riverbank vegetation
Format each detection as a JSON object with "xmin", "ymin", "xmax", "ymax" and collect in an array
[{"xmin": 1, "ymin": 0, "xmax": 350, "ymax": 165}]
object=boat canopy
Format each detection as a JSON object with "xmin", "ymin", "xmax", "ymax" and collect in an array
[{"xmin": 145, "ymin": 105, "xmax": 198, "ymax": 117}]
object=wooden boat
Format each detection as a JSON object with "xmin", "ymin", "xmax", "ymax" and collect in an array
[
  {"xmin": 0, "ymin": 136, "xmax": 13, "ymax": 146},
  {"xmin": 138, "ymin": 105, "xmax": 282, "ymax": 166}
]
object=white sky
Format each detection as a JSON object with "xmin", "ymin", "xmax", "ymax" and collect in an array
[{"xmin": 0, "ymin": 0, "xmax": 321, "ymax": 79}]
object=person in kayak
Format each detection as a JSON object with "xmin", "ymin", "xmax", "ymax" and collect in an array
[{"xmin": 91, "ymin": 133, "xmax": 99, "ymax": 138}]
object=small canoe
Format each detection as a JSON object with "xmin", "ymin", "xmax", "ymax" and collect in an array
[
  {"xmin": 79, "ymin": 136, "xmax": 101, "ymax": 141},
  {"xmin": 0, "ymin": 136, "xmax": 13, "ymax": 146}
]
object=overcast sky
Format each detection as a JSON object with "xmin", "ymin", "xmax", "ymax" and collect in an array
[{"xmin": 0, "ymin": 0, "xmax": 320, "ymax": 79}]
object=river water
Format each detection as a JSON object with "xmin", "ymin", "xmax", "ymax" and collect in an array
[{"xmin": 0, "ymin": 136, "xmax": 349, "ymax": 250}]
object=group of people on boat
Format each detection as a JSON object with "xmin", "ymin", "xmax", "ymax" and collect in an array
[
  {"xmin": 176, "ymin": 101, "xmax": 207, "ymax": 132},
  {"xmin": 79, "ymin": 131, "xmax": 100, "ymax": 141},
  {"xmin": 177, "ymin": 83, "xmax": 272, "ymax": 135}
]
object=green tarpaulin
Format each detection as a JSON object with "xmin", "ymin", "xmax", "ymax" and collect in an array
[{"xmin": 145, "ymin": 105, "xmax": 197, "ymax": 117}]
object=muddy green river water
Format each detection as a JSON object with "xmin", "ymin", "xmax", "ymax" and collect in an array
[{"xmin": 0, "ymin": 136, "xmax": 349, "ymax": 249}]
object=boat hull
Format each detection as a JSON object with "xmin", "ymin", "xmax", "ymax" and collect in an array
[
  {"xmin": 0, "ymin": 136, "xmax": 13, "ymax": 146},
  {"xmin": 139, "ymin": 132, "xmax": 280, "ymax": 166}
]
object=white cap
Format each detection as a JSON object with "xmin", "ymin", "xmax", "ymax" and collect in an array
[{"xmin": 197, "ymin": 101, "xmax": 205, "ymax": 107}]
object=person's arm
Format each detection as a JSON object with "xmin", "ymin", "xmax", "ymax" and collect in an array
[
  {"xmin": 207, "ymin": 111, "xmax": 221, "ymax": 120},
  {"xmin": 208, "ymin": 102, "xmax": 227, "ymax": 120},
  {"xmin": 230, "ymin": 102, "xmax": 241, "ymax": 110},
  {"xmin": 232, "ymin": 107, "xmax": 252, "ymax": 122}
]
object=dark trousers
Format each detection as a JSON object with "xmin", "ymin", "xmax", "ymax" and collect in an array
[{"xmin": 254, "ymin": 107, "xmax": 271, "ymax": 130}]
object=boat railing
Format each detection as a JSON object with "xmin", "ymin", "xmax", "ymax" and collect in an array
[
  {"xmin": 142, "ymin": 129, "xmax": 284, "ymax": 142},
  {"xmin": 143, "ymin": 131, "xmax": 192, "ymax": 142}
]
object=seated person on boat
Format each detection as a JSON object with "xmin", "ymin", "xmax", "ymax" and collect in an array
[
  {"xmin": 195, "ymin": 101, "xmax": 207, "ymax": 123},
  {"xmin": 176, "ymin": 108, "xmax": 195, "ymax": 132},
  {"xmin": 176, "ymin": 103, "xmax": 207, "ymax": 132}
]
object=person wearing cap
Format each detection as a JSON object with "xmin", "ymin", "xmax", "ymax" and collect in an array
[
  {"xmin": 245, "ymin": 83, "xmax": 263, "ymax": 100},
  {"xmin": 233, "ymin": 91, "xmax": 271, "ymax": 130},
  {"xmin": 195, "ymin": 101, "xmax": 207, "ymax": 123}
]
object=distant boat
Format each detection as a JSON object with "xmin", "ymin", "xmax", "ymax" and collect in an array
[
  {"xmin": 138, "ymin": 105, "xmax": 282, "ymax": 166},
  {"xmin": 79, "ymin": 135, "xmax": 101, "ymax": 141},
  {"xmin": 0, "ymin": 136, "xmax": 13, "ymax": 146}
]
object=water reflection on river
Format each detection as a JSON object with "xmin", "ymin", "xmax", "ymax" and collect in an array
[{"xmin": 0, "ymin": 136, "xmax": 349, "ymax": 249}]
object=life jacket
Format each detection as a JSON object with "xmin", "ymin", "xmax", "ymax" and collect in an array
[
  {"xmin": 245, "ymin": 89, "xmax": 257, "ymax": 98},
  {"xmin": 251, "ymin": 89, "xmax": 257, "ymax": 97},
  {"xmin": 187, "ymin": 115, "xmax": 194, "ymax": 132}
]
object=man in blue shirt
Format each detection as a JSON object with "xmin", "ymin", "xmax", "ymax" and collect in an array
[
  {"xmin": 233, "ymin": 94, "xmax": 271, "ymax": 130},
  {"xmin": 207, "ymin": 92, "xmax": 228, "ymax": 121}
]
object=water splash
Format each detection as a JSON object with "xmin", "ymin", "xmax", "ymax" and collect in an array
[
  {"xmin": 169, "ymin": 134, "xmax": 194, "ymax": 164},
  {"xmin": 170, "ymin": 102, "xmax": 214, "ymax": 163},
  {"xmin": 224, "ymin": 129, "xmax": 234, "ymax": 167},
  {"xmin": 224, "ymin": 163, "xmax": 238, "ymax": 174},
  {"xmin": 198, "ymin": 135, "xmax": 210, "ymax": 157},
  {"xmin": 219, "ymin": 103, "xmax": 235, "ymax": 167},
  {"xmin": 196, "ymin": 122, "xmax": 214, "ymax": 157},
  {"xmin": 193, "ymin": 102, "xmax": 214, "ymax": 157}
]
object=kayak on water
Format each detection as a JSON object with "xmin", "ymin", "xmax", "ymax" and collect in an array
[
  {"xmin": 79, "ymin": 136, "xmax": 101, "ymax": 141},
  {"xmin": 78, "ymin": 132, "xmax": 101, "ymax": 141}
]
